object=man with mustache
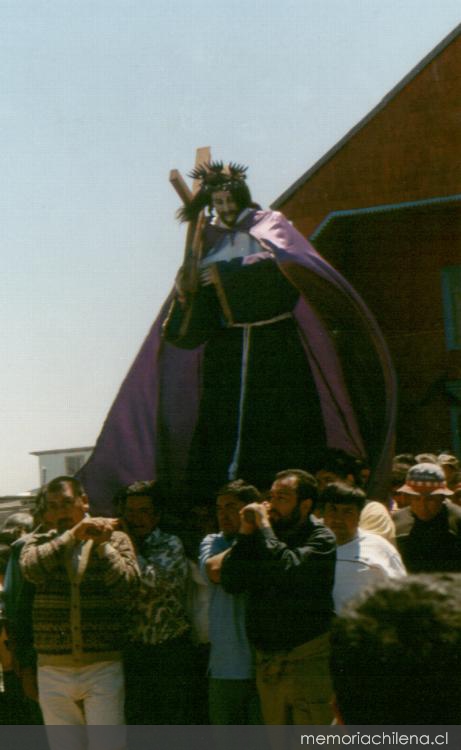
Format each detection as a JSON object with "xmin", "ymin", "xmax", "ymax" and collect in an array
[
  {"xmin": 221, "ymin": 469, "xmax": 336, "ymax": 725},
  {"xmin": 19, "ymin": 476, "xmax": 138, "ymax": 745}
]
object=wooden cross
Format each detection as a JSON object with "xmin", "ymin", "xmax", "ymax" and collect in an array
[
  {"xmin": 169, "ymin": 146, "xmax": 211, "ymax": 294},
  {"xmin": 166, "ymin": 147, "xmax": 211, "ymax": 337}
]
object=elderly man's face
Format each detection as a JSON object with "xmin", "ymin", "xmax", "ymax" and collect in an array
[
  {"xmin": 46, "ymin": 482, "xmax": 88, "ymax": 533},
  {"xmin": 211, "ymin": 190, "xmax": 239, "ymax": 227},
  {"xmin": 409, "ymin": 493, "xmax": 444, "ymax": 522}
]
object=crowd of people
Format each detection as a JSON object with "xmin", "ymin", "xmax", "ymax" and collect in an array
[{"xmin": 1, "ymin": 448, "xmax": 461, "ymax": 738}]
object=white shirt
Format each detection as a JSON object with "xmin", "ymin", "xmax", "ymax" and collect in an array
[{"xmin": 333, "ymin": 529, "xmax": 406, "ymax": 613}]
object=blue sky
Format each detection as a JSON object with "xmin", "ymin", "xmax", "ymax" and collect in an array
[{"xmin": 1, "ymin": 0, "xmax": 460, "ymax": 494}]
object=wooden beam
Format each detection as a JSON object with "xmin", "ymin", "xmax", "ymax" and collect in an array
[
  {"xmin": 169, "ymin": 146, "xmax": 211, "ymax": 206},
  {"xmin": 169, "ymin": 169, "xmax": 193, "ymax": 205}
]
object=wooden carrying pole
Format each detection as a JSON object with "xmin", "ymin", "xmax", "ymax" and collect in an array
[{"xmin": 168, "ymin": 147, "xmax": 211, "ymax": 336}]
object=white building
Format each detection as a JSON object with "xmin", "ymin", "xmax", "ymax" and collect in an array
[
  {"xmin": 30, "ymin": 447, "xmax": 93, "ymax": 486},
  {"xmin": 0, "ymin": 447, "xmax": 94, "ymax": 527}
]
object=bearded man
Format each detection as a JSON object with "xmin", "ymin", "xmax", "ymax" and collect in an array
[
  {"xmin": 79, "ymin": 161, "xmax": 395, "ymax": 514},
  {"xmin": 220, "ymin": 469, "xmax": 336, "ymax": 725}
]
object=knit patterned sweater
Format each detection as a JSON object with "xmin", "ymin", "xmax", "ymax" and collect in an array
[{"xmin": 20, "ymin": 528, "xmax": 139, "ymax": 667}]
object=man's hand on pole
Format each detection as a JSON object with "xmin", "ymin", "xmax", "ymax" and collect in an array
[
  {"xmin": 70, "ymin": 517, "xmax": 119, "ymax": 545},
  {"xmin": 239, "ymin": 502, "xmax": 272, "ymax": 534}
]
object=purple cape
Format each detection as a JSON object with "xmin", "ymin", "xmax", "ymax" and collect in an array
[{"xmin": 79, "ymin": 210, "xmax": 396, "ymax": 514}]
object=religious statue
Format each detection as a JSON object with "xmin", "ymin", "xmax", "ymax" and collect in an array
[{"xmin": 80, "ymin": 155, "xmax": 396, "ymax": 514}]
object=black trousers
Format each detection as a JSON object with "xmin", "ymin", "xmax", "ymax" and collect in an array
[
  {"xmin": 187, "ymin": 318, "xmax": 326, "ymax": 503},
  {"xmin": 124, "ymin": 635, "xmax": 197, "ymax": 725}
]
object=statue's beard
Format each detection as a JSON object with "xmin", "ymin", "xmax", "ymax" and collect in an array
[{"xmin": 218, "ymin": 211, "xmax": 238, "ymax": 227}]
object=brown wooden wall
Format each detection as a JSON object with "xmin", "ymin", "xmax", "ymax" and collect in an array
[
  {"xmin": 313, "ymin": 202, "xmax": 461, "ymax": 454},
  {"xmin": 278, "ymin": 32, "xmax": 461, "ymax": 240}
]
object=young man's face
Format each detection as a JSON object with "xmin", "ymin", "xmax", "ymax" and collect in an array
[
  {"xmin": 323, "ymin": 502, "xmax": 360, "ymax": 546},
  {"xmin": 211, "ymin": 190, "xmax": 239, "ymax": 227},
  {"xmin": 46, "ymin": 482, "xmax": 88, "ymax": 533},
  {"xmin": 216, "ymin": 494, "xmax": 245, "ymax": 538},
  {"xmin": 123, "ymin": 495, "xmax": 160, "ymax": 540}
]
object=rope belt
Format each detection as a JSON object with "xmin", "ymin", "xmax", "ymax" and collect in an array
[
  {"xmin": 229, "ymin": 311, "xmax": 292, "ymax": 328},
  {"xmin": 227, "ymin": 311, "xmax": 292, "ymax": 480}
]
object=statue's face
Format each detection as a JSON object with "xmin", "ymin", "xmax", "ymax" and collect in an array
[{"xmin": 211, "ymin": 190, "xmax": 239, "ymax": 227}]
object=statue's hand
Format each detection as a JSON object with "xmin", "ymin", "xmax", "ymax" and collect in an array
[
  {"xmin": 175, "ymin": 257, "xmax": 200, "ymax": 301},
  {"xmin": 200, "ymin": 266, "xmax": 214, "ymax": 287}
]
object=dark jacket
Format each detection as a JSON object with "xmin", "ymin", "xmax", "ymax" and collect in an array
[
  {"xmin": 220, "ymin": 516, "xmax": 336, "ymax": 652},
  {"xmin": 394, "ymin": 500, "xmax": 461, "ymax": 573}
]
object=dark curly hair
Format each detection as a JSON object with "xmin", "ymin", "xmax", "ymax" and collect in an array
[
  {"xmin": 331, "ymin": 574, "xmax": 461, "ymax": 724},
  {"xmin": 176, "ymin": 161, "xmax": 255, "ymax": 222}
]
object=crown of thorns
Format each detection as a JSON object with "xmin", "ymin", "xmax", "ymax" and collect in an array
[{"xmin": 188, "ymin": 161, "xmax": 248, "ymax": 191}]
